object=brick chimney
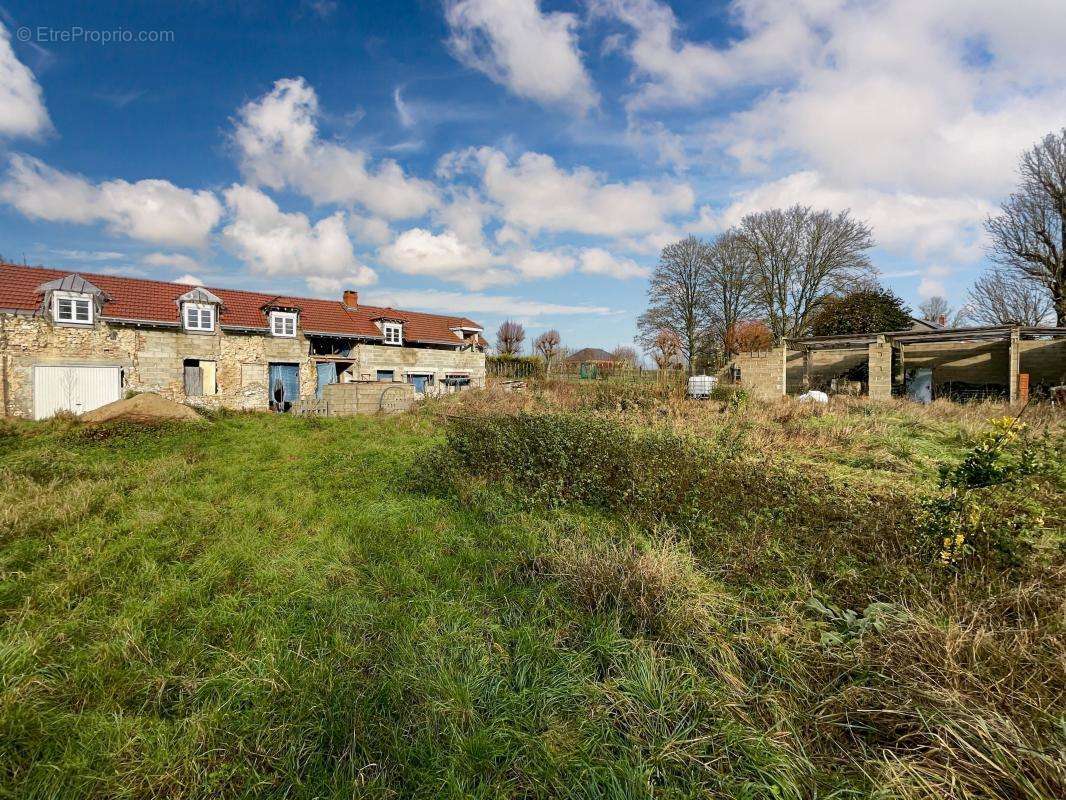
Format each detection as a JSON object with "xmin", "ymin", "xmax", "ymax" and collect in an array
[
  {"xmin": 343, "ymin": 290, "xmax": 358, "ymax": 308},
  {"xmin": 938, "ymin": 314, "xmax": 947, "ymax": 327}
]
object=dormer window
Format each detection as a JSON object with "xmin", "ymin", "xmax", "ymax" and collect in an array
[
  {"xmin": 183, "ymin": 303, "xmax": 215, "ymax": 332},
  {"xmin": 176, "ymin": 287, "xmax": 222, "ymax": 334},
  {"xmin": 383, "ymin": 322, "xmax": 402, "ymax": 345},
  {"xmin": 271, "ymin": 311, "xmax": 297, "ymax": 337},
  {"xmin": 53, "ymin": 291, "xmax": 93, "ymax": 324}
]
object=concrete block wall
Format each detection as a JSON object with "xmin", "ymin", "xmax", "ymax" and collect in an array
[
  {"xmin": 352, "ymin": 344, "xmax": 486, "ymax": 388},
  {"xmin": 322, "ymin": 380, "xmax": 415, "ymax": 415},
  {"xmin": 1019, "ymin": 339, "xmax": 1066, "ymax": 386},
  {"xmin": 868, "ymin": 339, "xmax": 893, "ymax": 400},
  {"xmin": 728, "ymin": 347, "xmax": 786, "ymax": 400}
]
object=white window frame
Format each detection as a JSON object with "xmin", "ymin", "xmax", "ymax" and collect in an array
[
  {"xmin": 382, "ymin": 321, "xmax": 402, "ymax": 345},
  {"xmin": 52, "ymin": 291, "xmax": 93, "ymax": 325},
  {"xmin": 182, "ymin": 302, "xmax": 215, "ymax": 332},
  {"xmin": 270, "ymin": 311, "xmax": 298, "ymax": 338}
]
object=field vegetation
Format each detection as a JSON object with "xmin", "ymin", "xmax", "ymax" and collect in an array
[{"xmin": 0, "ymin": 385, "xmax": 1063, "ymax": 798}]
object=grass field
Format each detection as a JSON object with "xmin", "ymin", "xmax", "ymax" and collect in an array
[{"xmin": 0, "ymin": 393, "xmax": 1063, "ymax": 799}]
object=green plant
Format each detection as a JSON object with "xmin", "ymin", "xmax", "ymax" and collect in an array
[
  {"xmin": 922, "ymin": 417, "xmax": 1058, "ymax": 569},
  {"xmin": 805, "ymin": 596, "xmax": 899, "ymax": 646}
]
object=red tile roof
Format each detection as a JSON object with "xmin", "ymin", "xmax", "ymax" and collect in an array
[{"xmin": 0, "ymin": 262, "xmax": 484, "ymax": 345}]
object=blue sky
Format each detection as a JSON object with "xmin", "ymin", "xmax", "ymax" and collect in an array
[{"xmin": 1, "ymin": 1, "xmax": 1063, "ymax": 351}]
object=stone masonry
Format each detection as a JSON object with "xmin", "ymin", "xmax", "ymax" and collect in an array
[{"xmin": 0, "ymin": 315, "xmax": 485, "ymax": 418}]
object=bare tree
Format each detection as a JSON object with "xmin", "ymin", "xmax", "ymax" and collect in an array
[
  {"xmin": 917, "ymin": 296, "xmax": 951, "ymax": 323},
  {"xmin": 636, "ymin": 236, "xmax": 712, "ymax": 373},
  {"xmin": 648, "ymin": 329, "xmax": 682, "ymax": 370},
  {"xmin": 610, "ymin": 345, "xmax": 639, "ymax": 367},
  {"xmin": 533, "ymin": 329, "xmax": 561, "ymax": 370},
  {"xmin": 737, "ymin": 205, "xmax": 875, "ymax": 339},
  {"xmin": 966, "ymin": 268, "xmax": 1054, "ymax": 326},
  {"xmin": 706, "ymin": 230, "xmax": 758, "ymax": 358},
  {"xmin": 495, "ymin": 319, "xmax": 525, "ymax": 355},
  {"xmin": 986, "ymin": 129, "xmax": 1066, "ymax": 326}
]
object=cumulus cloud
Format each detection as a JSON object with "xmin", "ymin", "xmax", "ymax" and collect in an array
[
  {"xmin": 234, "ymin": 77, "xmax": 439, "ymax": 218},
  {"xmin": 0, "ymin": 23, "xmax": 52, "ymax": 138},
  {"xmin": 578, "ymin": 247, "xmax": 648, "ymax": 279},
  {"xmin": 222, "ymin": 184, "xmax": 376, "ymax": 286},
  {"xmin": 0, "ymin": 154, "xmax": 222, "ymax": 246},
  {"xmin": 444, "ymin": 0, "xmax": 597, "ymax": 112},
  {"xmin": 174, "ymin": 273, "xmax": 205, "ymax": 286},
  {"xmin": 361, "ymin": 287, "xmax": 614, "ymax": 317},
  {"xmin": 592, "ymin": 0, "xmax": 822, "ymax": 110},
  {"xmin": 709, "ymin": 171, "xmax": 993, "ymax": 264},
  {"xmin": 446, "ymin": 146, "xmax": 694, "ymax": 237},
  {"xmin": 143, "ymin": 252, "xmax": 201, "ymax": 272},
  {"xmin": 377, "ymin": 227, "xmax": 508, "ymax": 289},
  {"xmin": 514, "ymin": 249, "xmax": 576, "ymax": 279}
]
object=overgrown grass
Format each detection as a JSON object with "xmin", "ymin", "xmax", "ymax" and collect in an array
[{"xmin": 0, "ymin": 394, "xmax": 1063, "ymax": 798}]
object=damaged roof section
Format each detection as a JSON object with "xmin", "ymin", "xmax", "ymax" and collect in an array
[{"xmin": 1, "ymin": 262, "xmax": 485, "ymax": 345}]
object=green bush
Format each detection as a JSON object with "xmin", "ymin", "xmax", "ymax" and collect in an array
[{"xmin": 921, "ymin": 418, "xmax": 1062, "ymax": 569}]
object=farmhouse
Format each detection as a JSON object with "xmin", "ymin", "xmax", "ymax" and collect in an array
[
  {"xmin": 727, "ymin": 324, "xmax": 1066, "ymax": 403},
  {"xmin": 0, "ymin": 263, "xmax": 486, "ymax": 419}
]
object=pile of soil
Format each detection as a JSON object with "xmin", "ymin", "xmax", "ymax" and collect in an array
[{"xmin": 81, "ymin": 393, "xmax": 204, "ymax": 423}]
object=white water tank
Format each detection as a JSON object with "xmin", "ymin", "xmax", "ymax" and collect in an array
[{"xmin": 687, "ymin": 375, "xmax": 717, "ymax": 398}]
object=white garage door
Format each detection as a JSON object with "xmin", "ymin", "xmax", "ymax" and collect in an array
[{"xmin": 33, "ymin": 365, "xmax": 122, "ymax": 420}]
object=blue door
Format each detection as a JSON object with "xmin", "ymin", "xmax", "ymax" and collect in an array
[
  {"xmin": 410, "ymin": 375, "xmax": 428, "ymax": 394},
  {"xmin": 315, "ymin": 362, "xmax": 337, "ymax": 399},
  {"xmin": 269, "ymin": 363, "xmax": 300, "ymax": 407}
]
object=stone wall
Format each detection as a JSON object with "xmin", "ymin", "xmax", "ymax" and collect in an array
[
  {"xmin": 1, "ymin": 315, "xmax": 486, "ymax": 418},
  {"xmin": 350, "ymin": 344, "xmax": 486, "ymax": 388}
]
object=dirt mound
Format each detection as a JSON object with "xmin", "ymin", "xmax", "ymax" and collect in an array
[{"xmin": 81, "ymin": 393, "xmax": 204, "ymax": 423}]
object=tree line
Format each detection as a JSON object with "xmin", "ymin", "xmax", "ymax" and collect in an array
[
  {"xmin": 494, "ymin": 320, "xmax": 639, "ymax": 370},
  {"xmin": 637, "ymin": 129, "xmax": 1066, "ymax": 372}
]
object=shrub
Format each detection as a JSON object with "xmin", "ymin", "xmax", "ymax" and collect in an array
[
  {"xmin": 418, "ymin": 412, "xmax": 800, "ymax": 529},
  {"xmin": 921, "ymin": 418, "xmax": 1061, "ymax": 569}
]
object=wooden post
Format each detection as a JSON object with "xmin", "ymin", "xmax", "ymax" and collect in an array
[
  {"xmin": 802, "ymin": 348, "xmax": 811, "ymax": 392},
  {"xmin": 1009, "ymin": 326, "xmax": 1021, "ymax": 404}
]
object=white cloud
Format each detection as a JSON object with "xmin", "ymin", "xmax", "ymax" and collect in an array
[
  {"xmin": 174, "ymin": 273, "xmax": 205, "ymax": 286},
  {"xmin": 234, "ymin": 77, "xmax": 439, "ymax": 218},
  {"xmin": 50, "ymin": 248, "xmax": 124, "ymax": 261},
  {"xmin": 377, "ymin": 227, "xmax": 508, "ymax": 289},
  {"xmin": 711, "ymin": 171, "xmax": 993, "ymax": 264},
  {"xmin": 347, "ymin": 214, "xmax": 393, "ymax": 246},
  {"xmin": 1, "ymin": 154, "xmax": 222, "ymax": 246},
  {"xmin": 0, "ymin": 23, "xmax": 52, "ymax": 138},
  {"xmin": 393, "ymin": 87, "xmax": 415, "ymax": 128},
  {"xmin": 444, "ymin": 0, "xmax": 597, "ymax": 112},
  {"xmin": 593, "ymin": 0, "xmax": 824, "ymax": 110},
  {"xmin": 143, "ymin": 252, "xmax": 200, "ymax": 271},
  {"xmin": 448, "ymin": 147, "xmax": 694, "ymax": 236},
  {"xmin": 222, "ymin": 184, "xmax": 376, "ymax": 286},
  {"xmin": 514, "ymin": 249, "xmax": 575, "ymax": 279},
  {"xmin": 578, "ymin": 247, "xmax": 648, "ymax": 279},
  {"xmin": 361, "ymin": 287, "xmax": 614, "ymax": 317}
]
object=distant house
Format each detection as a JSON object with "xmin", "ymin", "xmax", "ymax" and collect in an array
[
  {"xmin": 0, "ymin": 262, "xmax": 487, "ymax": 419},
  {"xmin": 564, "ymin": 347, "xmax": 617, "ymax": 365}
]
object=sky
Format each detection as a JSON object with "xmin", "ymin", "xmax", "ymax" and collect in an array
[{"xmin": 0, "ymin": 0, "xmax": 1064, "ymax": 351}]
